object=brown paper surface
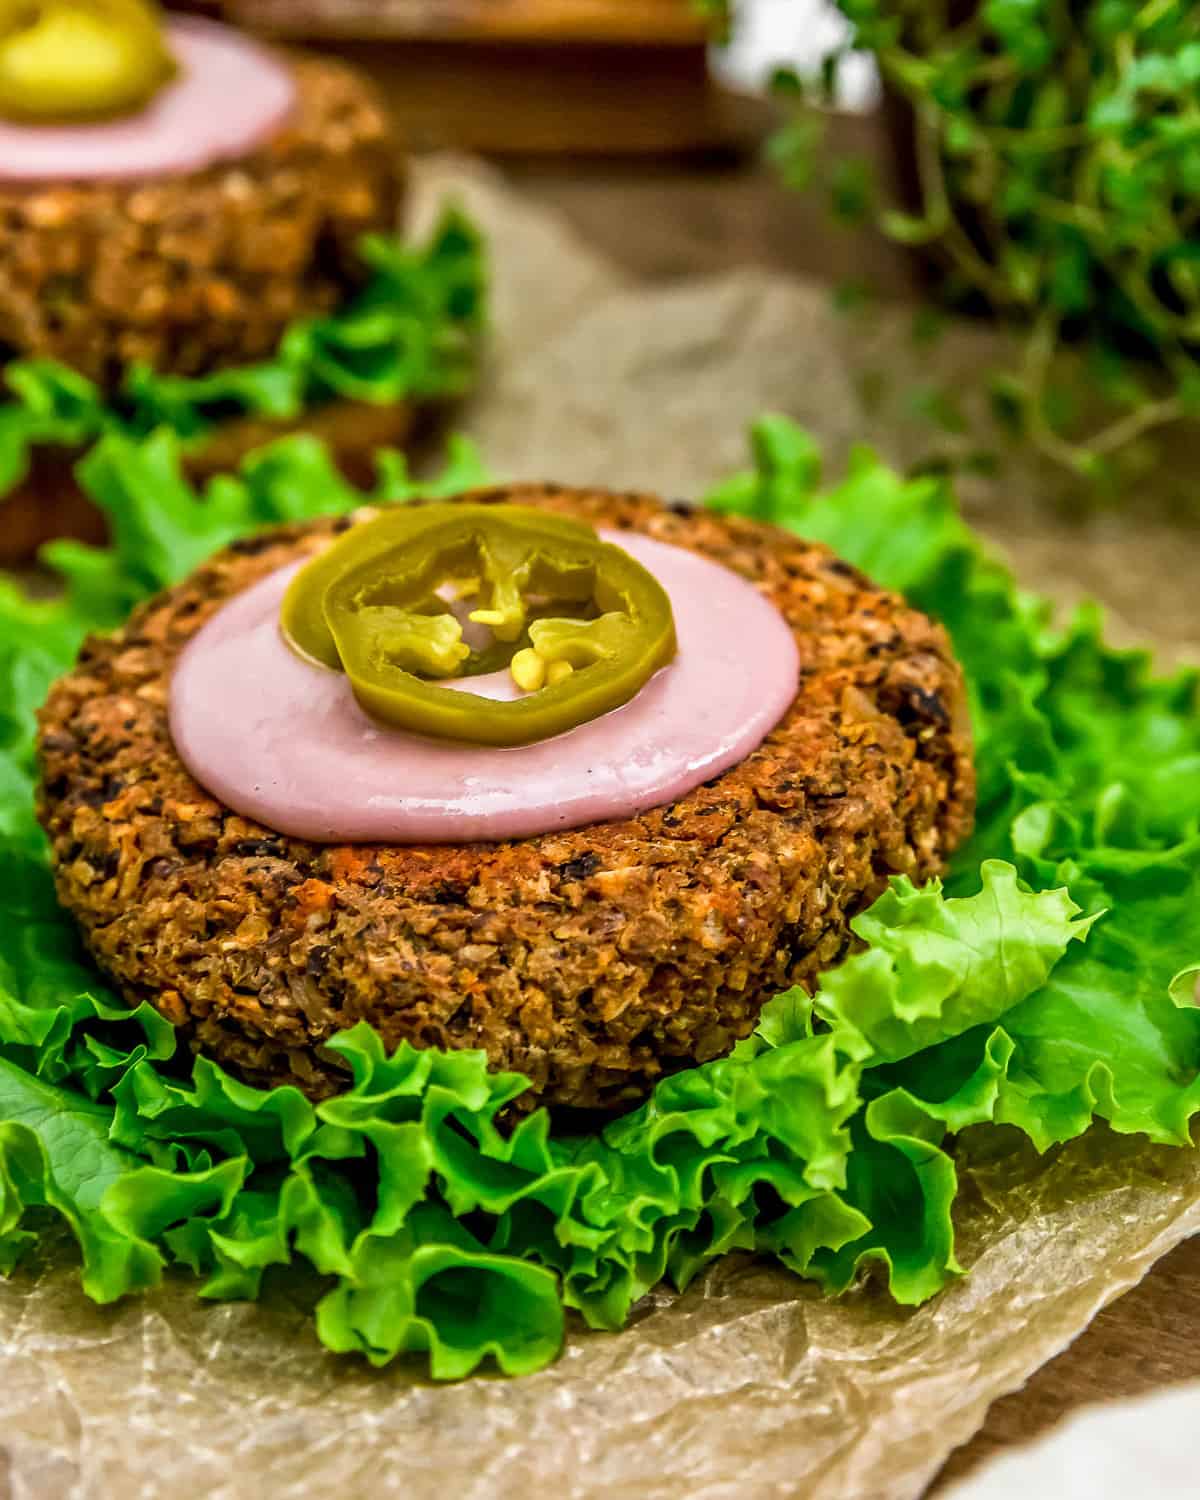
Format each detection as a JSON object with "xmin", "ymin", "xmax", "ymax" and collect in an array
[{"xmin": 3, "ymin": 158, "xmax": 1199, "ymax": 1500}]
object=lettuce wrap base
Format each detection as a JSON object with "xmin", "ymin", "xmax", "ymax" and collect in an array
[{"xmin": 0, "ymin": 417, "xmax": 1196, "ymax": 1378}]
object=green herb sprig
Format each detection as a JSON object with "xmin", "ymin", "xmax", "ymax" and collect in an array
[{"xmin": 725, "ymin": 0, "xmax": 1200, "ymax": 483}]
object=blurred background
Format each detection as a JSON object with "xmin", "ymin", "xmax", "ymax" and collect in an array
[
  {"xmin": 16, "ymin": 0, "xmax": 1196, "ymax": 639},
  {"xmin": 167, "ymin": 0, "xmax": 924, "ymax": 313},
  {"xmin": 154, "ymin": 0, "xmax": 1200, "ymax": 659}
]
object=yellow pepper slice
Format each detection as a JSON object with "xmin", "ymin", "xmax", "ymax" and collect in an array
[{"xmin": 0, "ymin": 0, "xmax": 176, "ymax": 123}]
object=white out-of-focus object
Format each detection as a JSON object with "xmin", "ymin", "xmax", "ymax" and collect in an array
[
  {"xmin": 943, "ymin": 1381, "xmax": 1200, "ymax": 1500},
  {"xmin": 710, "ymin": 0, "xmax": 880, "ymax": 111}
]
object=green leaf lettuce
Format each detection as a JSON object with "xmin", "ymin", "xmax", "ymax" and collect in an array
[
  {"xmin": 0, "ymin": 207, "xmax": 485, "ymax": 504},
  {"xmin": 0, "ymin": 417, "xmax": 1195, "ymax": 1378}
]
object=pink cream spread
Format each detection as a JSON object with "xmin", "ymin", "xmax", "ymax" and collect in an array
[
  {"xmin": 0, "ymin": 18, "xmax": 296, "ymax": 183},
  {"xmin": 168, "ymin": 530, "xmax": 801, "ymax": 844}
]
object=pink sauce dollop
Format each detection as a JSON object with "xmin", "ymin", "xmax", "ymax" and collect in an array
[
  {"xmin": 168, "ymin": 530, "xmax": 800, "ymax": 844},
  {"xmin": 0, "ymin": 18, "xmax": 296, "ymax": 183}
]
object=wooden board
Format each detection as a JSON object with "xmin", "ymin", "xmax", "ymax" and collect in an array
[
  {"xmin": 303, "ymin": 40, "xmax": 752, "ymax": 154},
  {"xmin": 167, "ymin": 0, "xmax": 741, "ymax": 154},
  {"xmin": 0, "ymin": 399, "xmax": 414, "ymax": 567},
  {"xmin": 214, "ymin": 0, "xmax": 710, "ymax": 43}
]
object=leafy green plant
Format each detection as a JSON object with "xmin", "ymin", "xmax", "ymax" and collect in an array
[
  {"xmin": 721, "ymin": 0, "xmax": 1200, "ymax": 481},
  {"xmin": 0, "ymin": 419, "xmax": 1196, "ymax": 1376},
  {"xmin": 0, "ymin": 206, "xmax": 485, "ymax": 502},
  {"xmin": 693, "ymin": 0, "xmax": 734, "ymax": 41}
]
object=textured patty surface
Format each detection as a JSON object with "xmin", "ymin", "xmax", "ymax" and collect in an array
[
  {"xmin": 37, "ymin": 488, "xmax": 976, "ymax": 1111},
  {"xmin": 0, "ymin": 55, "xmax": 401, "ymax": 385}
]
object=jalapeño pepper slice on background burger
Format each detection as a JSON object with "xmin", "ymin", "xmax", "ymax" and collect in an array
[{"xmin": 0, "ymin": 0, "xmax": 176, "ymax": 122}]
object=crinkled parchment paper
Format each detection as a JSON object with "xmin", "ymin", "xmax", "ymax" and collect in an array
[
  {"xmin": 5, "ymin": 1130, "xmax": 1200, "ymax": 1500},
  {"xmin": 3, "ymin": 159, "xmax": 1199, "ymax": 1500}
]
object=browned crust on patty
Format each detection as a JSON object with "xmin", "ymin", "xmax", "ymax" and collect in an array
[
  {"xmin": 0, "ymin": 54, "xmax": 402, "ymax": 385},
  {"xmin": 36, "ymin": 487, "xmax": 976, "ymax": 1111}
]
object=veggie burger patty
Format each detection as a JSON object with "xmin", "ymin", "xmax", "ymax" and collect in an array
[
  {"xmin": 0, "ymin": 54, "xmax": 401, "ymax": 384},
  {"xmin": 36, "ymin": 487, "xmax": 976, "ymax": 1111},
  {"xmin": 0, "ymin": 49, "xmax": 407, "ymax": 564}
]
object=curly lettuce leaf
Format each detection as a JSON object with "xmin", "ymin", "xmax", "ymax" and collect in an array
[
  {"xmin": 709, "ymin": 416, "xmax": 1200, "ymax": 1302},
  {"xmin": 0, "ymin": 865, "xmax": 1077, "ymax": 1355},
  {"xmin": 813, "ymin": 860, "xmax": 1097, "ymax": 1065},
  {"xmin": 41, "ymin": 427, "xmax": 486, "ymax": 631},
  {"xmin": 0, "ymin": 1056, "xmax": 246, "ymax": 1300},
  {"xmin": 0, "ymin": 208, "xmax": 484, "ymax": 493},
  {"xmin": 0, "ymin": 418, "xmax": 1196, "ymax": 1375}
]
